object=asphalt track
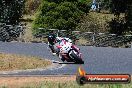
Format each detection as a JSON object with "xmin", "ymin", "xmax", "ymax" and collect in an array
[{"xmin": 0, "ymin": 41, "xmax": 132, "ymax": 75}]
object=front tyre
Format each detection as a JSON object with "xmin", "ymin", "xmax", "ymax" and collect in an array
[{"xmin": 69, "ymin": 50, "xmax": 84, "ymax": 64}]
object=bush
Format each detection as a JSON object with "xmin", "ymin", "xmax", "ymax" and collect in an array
[
  {"xmin": 24, "ymin": 0, "xmax": 41, "ymax": 14},
  {"xmin": 0, "ymin": 0, "xmax": 25, "ymax": 41},
  {"xmin": 108, "ymin": 0, "xmax": 132, "ymax": 35},
  {"xmin": 0, "ymin": 0, "xmax": 25, "ymax": 25},
  {"xmin": 33, "ymin": 0, "xmax": 90, "ymax": 35},
  {"xmin": 108, "ymin": 18, "xmax": 127, "ymax": 35}
]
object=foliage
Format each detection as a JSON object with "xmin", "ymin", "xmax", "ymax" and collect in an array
[
  {"xmin": 108, "ymin": 18, "xmax": 127, "ymax": 35},
  {"xmin": 76, "ymin": 12, "xmax": 113, "ymax": 33},
  {"xmin": 45, "ymin": 0, "xmax": 78, "ymax": 3},
  {"xmin": 0, "ymin": 0, "xmax": 25, "ymax": 25},
  {"xmin": 125, "ymin": 0, "xmax": 132, "ymax": 31},
  {"xmin": 100, "ymin": 0, "xmax": 111, "ymax": 10},
  {"xmin": 111, "ymin": 0, "xmax": 127, "ymax": 14},
  {"xmin": 24, "ymin": 0, "xmax": 41, "ymax": 14},
  {"xmin": 108, "ymin": 0, "xmax": 132, "ymax": 35},
  {"xmin": 33, "ymin": 0, "xmax": 91, "ymax": 35},
  {"xmin": 0, "ymin": 0, "xmax": 25, "ymax": 41}
]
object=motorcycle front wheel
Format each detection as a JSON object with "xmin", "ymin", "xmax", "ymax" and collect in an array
[{"xmin": 68, "ymin": 49, "xmax": 84, "ymax": 64}]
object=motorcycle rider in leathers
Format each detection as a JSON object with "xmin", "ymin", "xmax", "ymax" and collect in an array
[{"xmin": 48, "ymin": 34, "xmax": 80, "ymax": 62}]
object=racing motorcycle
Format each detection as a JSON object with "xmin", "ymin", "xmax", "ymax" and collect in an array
[{"xmin": 54, "ymin": 38, "xmax": 84, "ymax": 64}]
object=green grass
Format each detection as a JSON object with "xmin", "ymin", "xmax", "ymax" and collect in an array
[{"xmin": 1, "ymin": 81, "xmax": 132, "ymax": 88}]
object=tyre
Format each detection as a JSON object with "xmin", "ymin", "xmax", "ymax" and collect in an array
[{"xmin": 69, "ymin": 50, "xmax": 84, "ymax": 64}]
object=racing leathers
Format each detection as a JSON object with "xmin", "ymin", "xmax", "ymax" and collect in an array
[{"xmin": 55, "ymin": 37, "xmax": 72, "ymax": 61}]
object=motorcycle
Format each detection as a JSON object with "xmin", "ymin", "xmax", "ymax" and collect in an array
[{"xmin": 54, "ymin": 39, "xmax": 84, "ymax": 64}]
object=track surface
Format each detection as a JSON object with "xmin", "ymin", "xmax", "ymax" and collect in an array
[{"xmin": 0, "ymin": 41, "xmax": 132, "ymax": 75}]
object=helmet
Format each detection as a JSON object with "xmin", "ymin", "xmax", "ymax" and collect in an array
[
  {"xmin": 48, "ymin": 35, "xmax": 56, "ymax": 45},
  {"xmin": 48, "ymin": 35, "xmax": 54, "ymax": 40}
]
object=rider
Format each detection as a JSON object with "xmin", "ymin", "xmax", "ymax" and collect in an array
[
  {"xmin": 56, "ymin": 37, "xmax": 82, "ymax": 61},
  {"xmin": 55, "ymin": 37, "xmax": 72, "ymax": 62},
  {"xmin": 48, "ymin": 34, "xmax": 80, "ymax": 62},
  {"xmin": 47, "ymin": 31, "xmax": 56, "ymax": 55},
  {"xmin": 47, "ymin": 32, "xmax": 72, "ymax": 55},
  {"xmin": 55, "ymin": 37, "xmax": 72, "ymax": 54}
]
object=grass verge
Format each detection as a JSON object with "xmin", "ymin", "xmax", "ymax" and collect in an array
[
  {"xmin": 0, "ymin": 76, "xmax": 131, "ymax": 88},
  {"xmin": 0, "ymin": 53, "xmax": 51, "ymax": 71}
]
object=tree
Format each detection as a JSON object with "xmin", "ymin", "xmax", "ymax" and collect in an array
[
  {"xmin": 125, "ymin": 0, "xmax": 132, "ymax": 31},
  {"xmin": 0, "ymin": 0, "xmax": 25, "ymax": 41},
  {"xmin": 33, "ymin": 0, "xmax": 90, "ymax": 35},
  {"xmin": 0, "ymin": 0, "xmax": 25, "ymax": 25},
  {"xmin": 108, "ymin": 0, "xmax": 132, "ymax": 35}
]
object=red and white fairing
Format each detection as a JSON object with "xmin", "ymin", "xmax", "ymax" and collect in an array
[{"xmin": 56, "ymin": 39, "xmax": 72, "ymax": 53}]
